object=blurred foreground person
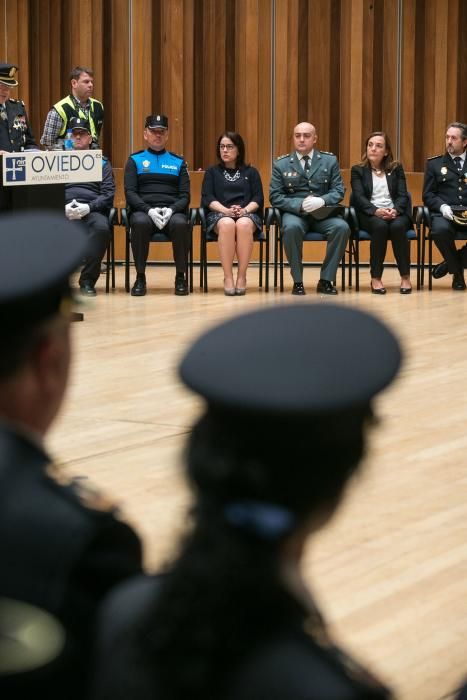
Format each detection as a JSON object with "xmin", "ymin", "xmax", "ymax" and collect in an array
[
  {"xmin": 0, "ymin": 212, "xmax": 142, "ymax": 700},
  {"xmin": 92, "ymin": 303, "xmax": 401, "ymax": 700}
]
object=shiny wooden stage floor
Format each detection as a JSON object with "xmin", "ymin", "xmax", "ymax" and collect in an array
[{"xmin": 49, "ymin": 264, "xmax": 467, "ymax": 700}]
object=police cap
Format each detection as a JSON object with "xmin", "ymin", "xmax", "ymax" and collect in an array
[
  {"xmin": 69, "ymin": 116, "xmax": 91, "ymax": 133},
  {"xmin": 145, "ymin": 114, "xmax": 168, "ymax": 130},
  {"xmin": 179, "ymin": 304, "xmax": 402, "ymax": 415},
  {"xmin": 0, "ymin": 212, "xmax": 88, "ymax": 331},
  {"xmin": 0, "ymin": 63, "xmax": 18, "ymax": 87}
]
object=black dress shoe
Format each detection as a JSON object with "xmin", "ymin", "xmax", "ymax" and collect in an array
[
  {"xmin": 174, "ymin": 273, "xmax": 189, "ymax": 296},
  {"xmin": 292, "ymin": 282, "xmax": 306, "ymax": 295},
  {"xmin": 399, "ymin": 286, "xmax": 412, "ymax": 295},
  {"xmin": 131, "ymin": 275, "xmax": 147, "ymax": 296},
  {"xmin": 370, "ymin": 283, "xmax": 387, "ymax": 295},
  {"xmin": 79, "ymin": 282, "xmax": 97, "ymax": 297},
  {"xmin": 316, "ymin": 279, "xmax": 338, "ymax": 295},
  {"xmin": 452, "ymin": 272, "xmax": 466, "ymax": 290},
  {"xmin": 432, "ymin": 261, "xmax": 448, "ymax": 279}
]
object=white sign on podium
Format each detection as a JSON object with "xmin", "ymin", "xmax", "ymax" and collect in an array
[{"xmin": 2, "ymin": 150, "xmax": 103, "ymax": 186}]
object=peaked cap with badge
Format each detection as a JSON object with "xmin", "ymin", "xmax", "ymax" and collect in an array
[
  {"xmin": 145, "ymin": 114, "xmax": 169, "ymax": 130},
  {"xmin": 0, "ymin": 63, "xmax": 37, "ymax": 162}
]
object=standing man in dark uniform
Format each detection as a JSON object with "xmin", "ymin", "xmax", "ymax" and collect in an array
[
  {"xmin": 423, "ymin": 121, "xmax": 467, "ymax": 290},
  {"xmin": 41, "ymin": 66, "xmax": 104, "ymax": 149},
  {"xmin": 269, "ymin": 121, "xmax": 349, "ymax": 295},
  {"xmin": 64, "ymin": 116, "xmax": 115, "ymax": 296},
  {"xmin": 124, "ymin": 114, "xmax": 191, "ymax": 296},
  {"xmin": 0, "ymin": 63, "xmax": 38, "ymax": 211},
  {"xmin": 0, "ymin": 212, "xmax": 142, "ymax": 699}
]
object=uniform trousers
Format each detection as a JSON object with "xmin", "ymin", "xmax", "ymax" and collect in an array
[
  {"xmin": 281, "ymin": 212, "xmax": 350, "ymax": 283},
  {"xmin": 430, "ymin": 215, "xmax": 467, "ymax": 273},
  {"xmin": 130, "ymin": 212, "xmax": 190, "ymax": 275},
  {"xmin": 357, "ymin": 212, "xmax": 411, "ymax": 278},
  {"xmin": 74, "ymin": 212, "xmax": 111, "ymax": 286}
]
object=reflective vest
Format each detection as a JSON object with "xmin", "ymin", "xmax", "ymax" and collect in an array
[{"xmin": 53, "ymin": 95, "xmax": 104, "ymax": 141}]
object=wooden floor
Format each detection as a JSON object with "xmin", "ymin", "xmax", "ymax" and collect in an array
[{"xmin": 48, "ymin": 264, "xmax": 467, "ymax": 700}]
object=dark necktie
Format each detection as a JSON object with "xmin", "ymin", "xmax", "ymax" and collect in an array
[
  {"xmin": 303, "ymin": 155, "xmax": 311, "ymax": 175},
  {"xmin": 453, "ymin": 156, "xmax": 463, "ymax": 172}
]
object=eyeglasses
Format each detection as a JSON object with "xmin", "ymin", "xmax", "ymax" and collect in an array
[{"xmin": 219, "ymin": 144, "xmax": 236, "ymax": 150}]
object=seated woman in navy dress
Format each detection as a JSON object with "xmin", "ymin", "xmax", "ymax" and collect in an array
[
  {"xmin": 201, "ymin": 131, "xmax": 263, "ymax": 295},
  {"xmin": 351, "ymin": 131, "xmax": 412, "ymax": 295}
]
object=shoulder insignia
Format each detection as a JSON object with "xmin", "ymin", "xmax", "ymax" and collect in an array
[
  {"xmin": 275, "ymin": 153, "xmax": 290, "ymax": 161},
  {"xmin": 427, "ymin": 154, "xmax": 443, "ymax": 160},
  {"xmin": 319, "ymin": 150, "xmax": 335, "ymax": 156},
  {"xmin": 8, "ymin": 98, "xmax": 19, "ymax": 104}
]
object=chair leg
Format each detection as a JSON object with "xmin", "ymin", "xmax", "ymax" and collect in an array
[
  {"xmin": 265, "ymin": 229, "xmax": 270, "ymax": 292},
  {"xmin": 259, "ymin": 238, "xmax": 263, "ymax": 289},
  {"xmin": 428, "ymin": 237, "xmax": 433, "ymax": 290},
  {"xmin": 274, "ymin": 228, "xmax": 278, "ymax": 289},
  {"xmin": 111, "ymin": 229, "xmax": 116, "ymax": 289},
  {"xmin": 105, "ymin": 240, "xmax": 110, "ymax": 293},
  {"xmin": 280, "ymin": 238, "xmax": 284, "ymax": 292},
  {"xmin": 355, "ymin": 239, "xmax": 360, "ymax": 292},
  {"xmin": 125, "ymin": 228, "xmax": 130, "ymax": 293}
]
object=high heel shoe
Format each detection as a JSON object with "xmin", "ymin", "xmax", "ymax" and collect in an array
[
  {"xmin": 224, "ymin": 287, "xmax": 236, "ymax": 296},
  {"xmin": 235, "ymin": 287, "xmax": 246, "ymax": 296},
  {"xmin": 399, "ymin": 286, "xmax": 412, "ymax": 295},
  {"xmin": 370, "ymin": 282, "xmax": 386, "ymax": 295}
]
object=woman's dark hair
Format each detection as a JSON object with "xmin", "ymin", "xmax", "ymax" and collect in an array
[
  {"xmin": 216, "ymin": 131, "xmax": 246, "ymax": 167},
  {"xmin": 136, "ymin": 404, "xmax": 373, "ymax": 699},
  {"xmin": 359, "ymin": 131, "xmax": 400, "ymax": 173}
]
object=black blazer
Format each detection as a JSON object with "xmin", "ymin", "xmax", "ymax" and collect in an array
[
  {"xmin": 350, "ymin": 164, "xmax": 412, "ymax": 221},
  {"xmin": 201, "ymin": 164, "xmax": 264, "ymax": 216}
]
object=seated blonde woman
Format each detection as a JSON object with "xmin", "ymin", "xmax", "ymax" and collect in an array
[{"xmin": 201, "ymin": 132, "xmax": 264, "ymax": 295}]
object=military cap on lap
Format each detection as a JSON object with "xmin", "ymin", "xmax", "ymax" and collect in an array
[
  {"xmin": 0, "ymin": 63, "xmax": 19, "ymax": 87},
  {"xmin": 0, "ymin": 211, "xmax": 87, "ymax": 331},
  {"xmin": 180, "ymin": 303, "xmax": 402, "ymax": 415}
]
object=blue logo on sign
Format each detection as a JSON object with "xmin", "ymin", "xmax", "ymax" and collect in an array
[{"xmin": 5, "ymin": 156, "xmax": 26, "ymax": 182}]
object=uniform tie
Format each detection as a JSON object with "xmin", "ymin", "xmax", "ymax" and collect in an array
[
  {"xmin": 303, "ymin": 154, "xmax": 311, "ymax": 175},
  {"xmin": 453, "ymin": 156, "xmax": 463, "ymax": 172}
]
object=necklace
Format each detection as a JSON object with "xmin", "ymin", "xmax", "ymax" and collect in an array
[
  {"xmin": 223, "ymin": 168, "xmax": 240, "ymax": 182},
  {"xmin": 372, "ymin": 167, "xmax": 384, "ymax": 176}
]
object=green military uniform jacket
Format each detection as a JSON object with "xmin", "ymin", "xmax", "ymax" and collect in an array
[{"xmin": 269, "ymin": 150, "xmax": 345, "ymax": 214}]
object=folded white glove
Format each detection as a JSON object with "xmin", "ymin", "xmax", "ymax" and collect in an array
[
  {"xmin": 440, "ymin": 204, "xmax": 454, "ymax": 220},
  {"xmin": 65, "ymin": 199, "xmax": 80, "ymax": 220},
  {"xmin": 148, "ymin": 207, "xmax": 165, "ymax": 229},
  {"xmin": 302, "ymin": 196, "xmax": 325, "ymax": 213},
  {"xmin": 76, "ymin": 203, "xmax": 90, "ymax": 218},
  {"xmin": 160, "ymin": 207, "xmax": 173, "ymax": 227}
]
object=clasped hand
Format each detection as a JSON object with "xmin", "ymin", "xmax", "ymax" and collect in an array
[
  {"xmin": 148, "ymin": 207, "xmax": 173, "ymax": 229},
  {"xmin": 302, "ymin": 196, "xmax": 325, "ymax": 213},
  {"xmin": 65, "ymin": 199, "xmax": 90, "ymax": 220},
  {"xmin": 375, "ymin": 208, "xmax": 397, "ymax": 220},
  {"xmin": 228, "ymin": 205, "xmax": 248, "ymax": 218}
]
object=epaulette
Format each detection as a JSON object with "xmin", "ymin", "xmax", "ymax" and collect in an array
[
  {"xmin": 427, "ymin": 154, "xmax": 443, "ymax": 160},
  {"xmin": 319, "ymin": 150, "xmax": 335, "ymax": 156},
  {"xmin": 275, "ymin": 153, "xmax": 290, "ymax": 161},
  {"xmin": 7, "ymin": 98, "xmax": 23, "ymax": 105}
]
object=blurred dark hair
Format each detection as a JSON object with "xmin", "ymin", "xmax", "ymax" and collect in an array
[
  {"xmin": 70, "ymin": 66, "xmax": 94, "ymax": 81},
  {"xmin": 359, "ymin": 131, "xmax": 400, "ymax": 173},
  {"xmin": 216, "ymin": 131, "xmax": 246, "ymax": 168},
  {"xmin": 136, "ymin": 404, "xmax": 373, "ymax": 699},
  {"xmin": 447, "ymin": 122, "xmax": 467, "ymax": 141}
]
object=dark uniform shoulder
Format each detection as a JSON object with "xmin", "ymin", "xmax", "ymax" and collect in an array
[
  {"xmin": 318, "ymin": 150, "xmax": 335, "ymax": 156},
  {"xmin": 7, "ymin": 97, "xmax": 23, "ymax": 105},
  {"xmin": 427, "ymin": 154, "xmax": 443, "ymax": 160},
  {"xmin": 129, "ymin": 149, "xmax": 145, "ymax": 157},
  {"xmin": 275, "ymin": 153, "xmax": 290, "ymax": 161},
  {"xmin": 168, "ymin": 150, "xmax": 185, "ymax": 161}
]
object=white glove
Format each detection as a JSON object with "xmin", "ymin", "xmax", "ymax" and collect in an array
[
  {"xmin": 76, "ymin": 203, "xmax": 90, "ymax": 218},
  {"xmin": 440, "ymin": 204, "xmax": 454, "ymax": 220},
  {"xmin": 65, "ymin": 199, "xmax": 80, "ymax": 220},
  {"xmin": 148, "ymin": 207, "xmax": 165, "ymax": 229},
  {"xmin": 160, "ymin": 207, "xmax": 173, "ymax": 227},
  {"xmin": 302, "ymin": 196, "xmax": 325, "ymax": 213}
]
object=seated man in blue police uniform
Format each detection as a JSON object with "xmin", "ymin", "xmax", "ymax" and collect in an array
[
  {"xmin": 124, "ymin": 114, "xmax": 191, "ymax": 296},
  {"xmin": 423, "ymin": 121, "xmax": 467, "ymax": 290},
  {"xmin": 269, "ymin": 122, "xmax": 349, "ymax": 295},
  {"xmin": 0, "ymin": 212, "xmax": 142, "ymax": 699},
  {"xmin": 0, "ymin": 62, "xmax": 38, "ymax": 211},
  {"xmin": 64, "ymin": 117, "xmax": 115, "ymax": 296}
]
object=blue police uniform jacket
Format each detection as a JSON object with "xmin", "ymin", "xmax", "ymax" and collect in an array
[{"xmin": 124, "ymin": 147, "xmax": 190, "ymax": 214}]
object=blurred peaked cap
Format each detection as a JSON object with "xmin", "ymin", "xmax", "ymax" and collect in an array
[
  {"xmin": 0, "ymin": 63, "xmax": 18, "ymax": 87},
  {"xmin": 179, "ymin": 303, "xmax": 402, "ymax": 415},
  {"xmin": 0, "ymin": 211, "xmax": 88, "ymax": 330},
  {"xmin": 145, "ymin": 114, "xmax": 168, "ymax": 130},
  {"xmin": 68, "ymin": 116, "xmax": 91, "ymax": 133}
]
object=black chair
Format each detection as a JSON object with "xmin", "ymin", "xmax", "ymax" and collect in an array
[
  {"xmin": 272, "ymin": 207, "xmax": 349, "ymax": 292},
  {"xmin": 104, "ymin": 207, "xmax": 117, "ymax": 293},
  {"xmin": 121, "ymin": 207, "xmax": 195, "ymax": 293},
  {"xmin": 417, "ymin": 206, "xmax": 467, "ymax": 289},
  {"xmin": 198, "ymin": 207, "xmax": 270, "ymax": 292},
  {"xmin": 348, "ymin": 193, "xmax": 421, "ymax": 291}
]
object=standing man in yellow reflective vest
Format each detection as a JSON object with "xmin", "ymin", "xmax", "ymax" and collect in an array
[{"xmin": 41, "ymin": 66, "xmax": 104, "ymax": 149}]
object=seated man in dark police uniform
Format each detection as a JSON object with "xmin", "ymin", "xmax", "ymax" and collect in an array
[
  {"xmin": 269, "ymin": 121, "xmax": 349, "ymax": 295},
  {"xmin": 64, "ymin": 116, "xmax": 115, "ymax": 296},
  {"xmin": 423, "ymin": 121, "xmax": 467, "ymax": 290},
  {"xmin": 0, "ymin": 63, "xmax": 38, "ymax": 211},
  {"xmin": 0, "ymin": 212, "xmax": 142, "ymax": 699},
  {"xmin": 41, "ymin": 65, "xmax": 104, "ymax": 149},
  {"xmin": 124, "ymin": 114, "xmax": 191, "ymax": 296}
]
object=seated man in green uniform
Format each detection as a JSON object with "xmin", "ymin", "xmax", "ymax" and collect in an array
[
  {"xmin": 41, "ymin": 66, "xmax": 104, "ymax": 149},
  {"xmin": 0, "ymin": 212, "xmax": 142, "ymax": 699},
  {"xmin": 269, "ymin": 122, "xmax": 349, "ymax": 295}
]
